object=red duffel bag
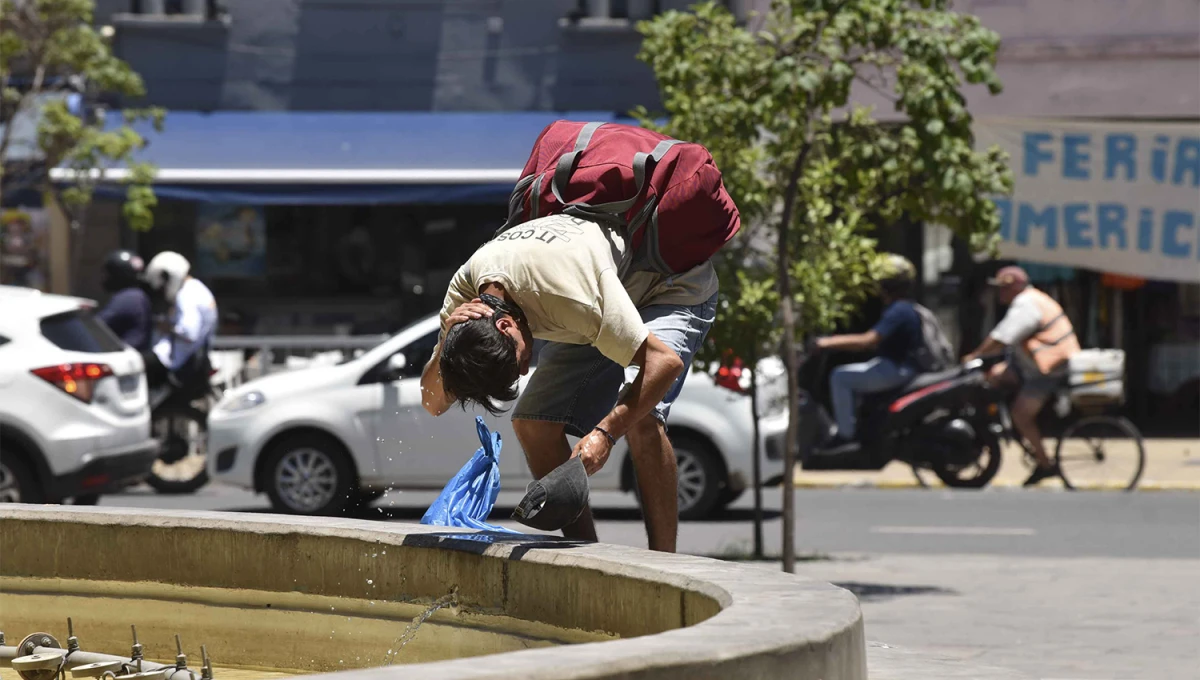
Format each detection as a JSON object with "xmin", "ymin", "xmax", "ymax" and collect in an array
[{"xmin": 497, "ymin": 120, "xmax": 740, "ymax": 275}]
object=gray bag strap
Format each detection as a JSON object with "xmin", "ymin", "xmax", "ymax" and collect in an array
[
  {"xmin": 528, "ymin": 173, "xmax": 546, "ymax": 220},
  {"xmin": 550, "ymin": 122, "xmax": 606, "ymax": 204},
  {"xmin": 580, "ymin": 139, "xmax": 682, "ymax": 215},
  {"xmin": 549, "ymin": 121, "xmax": 682, "ymax": 218}
]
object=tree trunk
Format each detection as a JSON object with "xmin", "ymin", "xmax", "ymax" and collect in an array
[
  {"xmin": 749, "ymin": 358, "xmax": 764, "ymax": 560},
  {"xmin": 777, "ymin": 148, "xmax": 807, "ymax": 574}
]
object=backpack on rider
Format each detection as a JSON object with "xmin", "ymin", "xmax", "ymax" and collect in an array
[{"xmin": 911, "ymin": 303, "xmax": 956, "ymax": 373}]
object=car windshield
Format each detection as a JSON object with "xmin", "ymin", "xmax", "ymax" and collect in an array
[{"xmin": 334, "ymin": 316, "xmax": 436, "ymax": 365}]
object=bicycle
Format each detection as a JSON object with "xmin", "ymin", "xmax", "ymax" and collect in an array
[{"xmin": 913, "ymin": 352, "xmax": 1146, "ymax": 491}]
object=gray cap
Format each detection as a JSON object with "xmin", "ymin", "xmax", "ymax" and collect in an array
[{"xmin": 512, "ymin": 457, "xmax": 590, "ymax": 531}]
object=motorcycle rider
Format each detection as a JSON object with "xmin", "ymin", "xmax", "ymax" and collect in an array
[
  {"xmin": 97, "ymin": 250, "xmax": 153, "ymax": 352},
  {"xmin": 142, "ymin": 251, "xmax": 218, "ymax": 392},
  {"xmin": 812, "ymin": 255, "xmax": 924, "ymax": 454},
  {"xmin": 963, "ymin": 265, "xmax": 1080, "ymax": 486}
]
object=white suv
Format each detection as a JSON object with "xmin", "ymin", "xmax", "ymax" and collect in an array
[
  {"xmin": 208, "ymin": 314, "xmax": 789, "ymax": 520},
  {"xmin": 0, "ymin": 286, "xmax": 157, "ymax": 503}
]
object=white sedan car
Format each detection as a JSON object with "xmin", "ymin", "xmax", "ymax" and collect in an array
[{"xmin": 208, "ymin": 314, "xmax": 788, "ymax": 519}]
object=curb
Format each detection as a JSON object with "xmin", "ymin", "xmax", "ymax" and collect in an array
[{"xmin": 792, "ymin": 475, "xmax": 1200, "ymax": 491}]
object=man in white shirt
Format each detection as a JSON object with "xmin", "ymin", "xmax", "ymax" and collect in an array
[
  {"xmin": 964, "ymin": 266, "xmax": 1080, "ymax": 486},
  {"xmin": 421, "ymin": 214, "xmax": 718, "ymax": 552},
  {"xmin": 144, "ymin": 251, "xmax": 218, "ymax": 387}
]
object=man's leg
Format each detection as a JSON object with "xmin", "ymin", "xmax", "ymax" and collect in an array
[
  {"xmin": 626, "ymin": 413, "xmax": 676, "ymax": 552},
  {"xmin": 830, "ymin": 358, "xmax": 911, "ymax": 438},
  {"xmin": 1011, "ymin": 392, "xmax": 1052, "ymax": 468},
  {"xmin": 614, "ymin": 294, "xmax": 716, "ymax": 553},
  {"xmin": 512, "ymin": 418, "xmax": 598, "ymax": 542},
  {"xmin": 830, "ymin": 357, "xmax": 913, "ymax": 439},
  {"xmin": 829, "ymin": 361, "xmax": 869, "ymax": 439},
  {"xmin": 511, "ymin": 340, "xmax": 613, "ymax": 542}
]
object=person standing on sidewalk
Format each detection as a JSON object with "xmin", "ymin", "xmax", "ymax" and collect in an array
[{"xmin": 964, "ymin": 265, "xmax": 1081, "ymax": 486}]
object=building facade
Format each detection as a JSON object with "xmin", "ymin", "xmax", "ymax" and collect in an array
[{"xmin": 10, "ymin": 0, "xmax": 1195, "ymax": 429}]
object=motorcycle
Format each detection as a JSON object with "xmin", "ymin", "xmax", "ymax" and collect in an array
[
  {"xmin": 145, "ymin": 350, "xmax": 223, "ymax": 494},
  {"xmin": 796, "ymin": 347, "xmax": 1004, "ymax": 488}
]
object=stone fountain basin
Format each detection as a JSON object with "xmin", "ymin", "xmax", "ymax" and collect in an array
[{"xmin": 0, "ymin": 507, "xmax": 866, "ymax": 679}]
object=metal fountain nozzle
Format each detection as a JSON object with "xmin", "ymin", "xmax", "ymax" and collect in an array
[
  {"xmin": 200, "ymin": 645, "xmax": 213, "ymax": 680},
  {"xmin": 129, "ymin": 625, "xmax": 144, "ymax": 673},
  {"xmin": 173, "ymin": 635, "xmax": 188, "ymax": 671},
  {"xmin": 67, "ymin": 618, "xmax": 80, "ymax": 653}
]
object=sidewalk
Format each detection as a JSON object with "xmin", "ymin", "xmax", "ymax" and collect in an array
[
  {"xmin": 793, "ymin": 438, "xmax": 1200, "ymax": 490},
  {"xmin": 783, "ymin": 552, "xmax": 1200, "ymax": 679}
]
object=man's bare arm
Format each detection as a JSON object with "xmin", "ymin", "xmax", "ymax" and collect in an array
[
  {"xmin": 420, "ymin": 344, "xmax": 455, "ymax": 416},
  {"xmin": 817, "ymin": 330, "xmax": 880, "ymax": 353},
  {"xmin": 573, "ymin": 333, "xmax": 684, "ymax": 475},
  {"xmin": 599, "ymin": 333, "xmax": 683, "ymax": 439},
  {"xmin": 963, "ymin": 336, "xmax": 1006, "ymax": 363}
]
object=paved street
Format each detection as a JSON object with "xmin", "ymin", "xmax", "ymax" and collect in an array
[{"xmin": 97, "ymin": 483, "xmax": 1200, "ymax": 679}]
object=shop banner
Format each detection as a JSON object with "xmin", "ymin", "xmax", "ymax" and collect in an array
[{"xmin": 975, "ymin": 119, "xmax": 1200, "ymax": 283}]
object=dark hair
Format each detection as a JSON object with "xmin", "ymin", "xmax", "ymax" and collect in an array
[{"xmin": 439, "ymin": 316, "xmax": 520, "ymax": 416}]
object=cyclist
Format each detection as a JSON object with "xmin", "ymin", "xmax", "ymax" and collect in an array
[{"xmin": 964, "ymin": 265, "xmax": 1081, "ymax": 486}]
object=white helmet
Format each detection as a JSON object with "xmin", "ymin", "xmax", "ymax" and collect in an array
[{"xmin": 144, "ymin": 251, "xmax": 191, "ymax": 302}]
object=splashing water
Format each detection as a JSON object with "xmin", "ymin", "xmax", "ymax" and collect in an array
[{"xmin": 384, "ymin": 591, "xmax": 458, "ymax": 665}]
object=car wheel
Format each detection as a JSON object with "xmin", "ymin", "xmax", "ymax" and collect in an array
[
  {"xmin": 263, "ymin": 433, "xmax": 356, "ymax": 516},
  {"xmin": 71, "ymin": 493, "xmax": 101, "ymax": 505},
  {"xmin": 675, "ymin": 438, "xmax": 725, "ymax": 521},
  {"xmin": 0, "ymin": 455, "xmax": 44, "ymax": 504}
]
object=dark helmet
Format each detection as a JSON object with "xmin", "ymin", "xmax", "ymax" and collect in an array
[
  {"xmin": 102, "ymin": 250, "xmax": 145, "ymax": 292},
  {"xmin": 877, "ymin": 253, "xmax": 916, "ymax": 298}
]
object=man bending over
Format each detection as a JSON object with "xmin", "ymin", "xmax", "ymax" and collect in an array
[{"xmin": 420, "ymin": 214, "xmax": 717, "ymax": 552}]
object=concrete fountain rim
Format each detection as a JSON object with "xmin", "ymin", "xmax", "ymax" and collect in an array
[{"xmin": 0, "ymin": 505, "xmax": 866, "ymax": 680}]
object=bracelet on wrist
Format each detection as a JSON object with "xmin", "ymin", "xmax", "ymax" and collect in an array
[{"xmin": 592, "ymin": 426, "xmax": 617, "ymax": 448}]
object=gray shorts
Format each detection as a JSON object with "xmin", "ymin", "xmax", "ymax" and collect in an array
[
  {"xmin": 1009, "ymin": 349, "xmax": 1067, "ymax": 403},
  {"xmin": 512, "ymin": 292, "xmax": 718, "ymax": 437}
]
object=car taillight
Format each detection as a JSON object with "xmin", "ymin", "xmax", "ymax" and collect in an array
[
  {"xmin": 31, "ymin": 363, "xmax": 113, "ymax": 403},
  {"xmin": 715, "ymin": 360, "xmax": 746, "ymax": 394}
]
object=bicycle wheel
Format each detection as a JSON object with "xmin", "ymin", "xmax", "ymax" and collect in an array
[{"xmin": 1054, "ymin": 416, "xmax": 1145, "ymax": 491}]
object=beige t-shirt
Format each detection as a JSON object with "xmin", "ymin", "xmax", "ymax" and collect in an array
[{"xmin": 439, "ymin": 215, "xmax": 717, "ymax": 367}]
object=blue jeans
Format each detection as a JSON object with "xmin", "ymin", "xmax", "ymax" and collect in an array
[{"xmin": 830, "ymin": 357, "xmax": 915, "ymax": 439}]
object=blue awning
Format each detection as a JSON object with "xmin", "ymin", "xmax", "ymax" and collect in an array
[{"xmin": 75, "ymin": 111, "xmax": 637, "ymax": 205}]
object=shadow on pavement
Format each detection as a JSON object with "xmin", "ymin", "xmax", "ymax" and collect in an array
[
  {"xmin": 833, "ymin": 581, "xmax": 958, "ymax": 602},
  {"xmin": 231, "ymin": 504, "xmax": 784, "ymax": 523}
]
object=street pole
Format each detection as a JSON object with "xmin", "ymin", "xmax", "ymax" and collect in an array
[{"xmin": 749, "ymin": 363, "xmax": 764, "ymax": 559}]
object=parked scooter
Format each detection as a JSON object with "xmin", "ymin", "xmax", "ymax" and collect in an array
[{"xmin": 796, "ymin": 346, "xmax": 1004, "ymax": 488}]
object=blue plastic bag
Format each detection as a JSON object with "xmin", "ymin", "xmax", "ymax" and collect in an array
[{"xmin": 421, "ymin": 416, "xmax": 520, "ymax": 534}]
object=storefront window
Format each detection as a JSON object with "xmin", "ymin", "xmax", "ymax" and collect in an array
[{"xmin": 134, "ymin": 199, "xmax": 505, "ymax": 335}]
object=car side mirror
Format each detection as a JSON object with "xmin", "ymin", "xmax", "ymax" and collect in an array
[{"xmin": 384, "ymin": 353, "xmax": 408, "ymax": 380}]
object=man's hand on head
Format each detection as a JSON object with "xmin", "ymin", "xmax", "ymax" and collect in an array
[{"xmin": 447, "ymin": 299, "xmax": 494, "ymax": 328}]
